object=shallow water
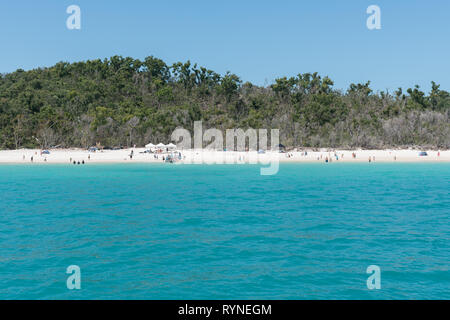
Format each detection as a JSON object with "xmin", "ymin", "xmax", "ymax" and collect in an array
[{"xmin": 0, "ymin": 163, "xmax": 449, "ymax": 299}]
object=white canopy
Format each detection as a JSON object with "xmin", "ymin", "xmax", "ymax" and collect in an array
[
  {"xmin": 145, "ymin": 143, "xmax": 155, "ymax": 148},
  {"xmin": 167, "ymin": 143, "xmax": 177, "ymax": 149},
  {"xmin": 156, "ymin": 143, "xmax": 166, "ymax": 148}
]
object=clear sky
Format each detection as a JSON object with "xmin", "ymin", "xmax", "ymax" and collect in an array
[{"xmin": 1, "ymin": 0, "xmax": 449, "ymax": 92}]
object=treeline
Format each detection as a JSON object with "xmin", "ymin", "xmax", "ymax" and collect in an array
[{"xmin": 0, "ymin": 55, "xmax": 449, "ymax": 149}]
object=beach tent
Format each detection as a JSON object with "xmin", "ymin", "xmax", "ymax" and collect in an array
[
  {"xmin": 167, "ymin": 143, "xmax": 177, "ymax": 150},
  {"xmin": 145, "ymin": 143, "xmax": 155, "ymax": 148},
  {"xmin": 156, "ymin": 143, "xmax": 166, "ymax": 148}
]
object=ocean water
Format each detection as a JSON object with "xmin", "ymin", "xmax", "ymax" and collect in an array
[{"xmin": 0, "ymin": 163, "xmax": 449, "ymax": 300}]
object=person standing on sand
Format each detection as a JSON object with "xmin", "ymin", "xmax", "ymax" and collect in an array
[{"xmin": 31, "ymin": 156, "xmax": 33, "ymax": 162}]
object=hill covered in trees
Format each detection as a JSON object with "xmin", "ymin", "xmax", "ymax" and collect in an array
[{"xmin": 0, "ymin": 55, "xmax": 449, "ymax": 150}]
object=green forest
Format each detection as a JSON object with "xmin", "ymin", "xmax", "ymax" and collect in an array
[{"xmin": 0, "ymin": 55, "xmax": 449, "ymax": 150}]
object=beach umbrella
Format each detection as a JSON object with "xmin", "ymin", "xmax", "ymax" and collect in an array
[
  {"xmin": 156, "ymin": 143, "xmax": 165, "ymax": 148},
  {"xmin": 145, "ymin": 143, "xmax": 155, "ymax": 148},
  {"xmin": 167, "ymin": 143, "xmax": 177, "ymax": 149}
]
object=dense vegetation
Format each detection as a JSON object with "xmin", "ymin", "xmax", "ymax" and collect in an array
[{"xmin": 0, "ymin": 56, "xmax": 449, "ymax": 149}]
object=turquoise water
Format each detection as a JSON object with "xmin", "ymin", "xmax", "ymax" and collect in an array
[{"xmin": 0, "ymin": 163, "xmax": 449, "ymax": 300}]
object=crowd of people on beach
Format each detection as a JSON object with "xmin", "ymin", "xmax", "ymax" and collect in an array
[
  {"xmin": 313, "ymin": 151, "xmax": 378, "ymax": 163},
  {"xmin": 18, "ymin": 148, "xmax": 444, "ymax": 164}
]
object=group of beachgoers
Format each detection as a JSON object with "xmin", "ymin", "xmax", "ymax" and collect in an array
[
  {"xmin": 158, "ymin": 152, "xmax": 183, "ymax": 163},
  {"xmin": 65, "ymin": 148, "xmax": 183, "ymax": 164},
  {"xmin": 316, "ymin": 152, "xmax": 344, "ymax": 163},
  {"xmin": 320, "ymin": 152, "xmax": 378, "ymax": 163},
  {"xmin": 19, "ymin": 148, "xmax": 444, "ymax": 164},
  {"xmin": 70, "ymin": 155, "xmax": 90, "ymax": 165},
  {"xmin": 286, "ymin": 153, "xmax": 295, "ymax": 158},
  {"xmin": 317, "ymin": 151, "xmax": 362, "ymax": 163},
  {"xmin": 25, "ymin": 150, "xmax": 50, "ymax": 163}
]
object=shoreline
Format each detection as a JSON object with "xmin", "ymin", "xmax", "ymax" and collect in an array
[{"xmin": 0, "ymin": 148, "xmax": 449, "ymax": 164}]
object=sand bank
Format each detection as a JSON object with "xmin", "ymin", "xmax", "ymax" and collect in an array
[{"xmin": 0, "ymin": 148, "xmax": 449, "ymax": 164}]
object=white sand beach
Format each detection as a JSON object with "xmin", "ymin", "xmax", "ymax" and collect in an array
[{"xmin": 0, "ymin": 148, "xmax": 449, "ymax": 164}]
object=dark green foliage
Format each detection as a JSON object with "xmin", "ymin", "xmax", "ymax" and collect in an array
[{"xmin": 0, "ymin": 56, "xmax": 448, "ymax": 149}]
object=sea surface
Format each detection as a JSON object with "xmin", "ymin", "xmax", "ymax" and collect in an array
[{"xmin": 0, "ymin": 163, "xmax": 449, "ymax": 300}]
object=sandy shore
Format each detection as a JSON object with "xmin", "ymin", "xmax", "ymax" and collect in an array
[{"xmin": 0, "ymin": 148, "xmax": 449, "ymax": 164}]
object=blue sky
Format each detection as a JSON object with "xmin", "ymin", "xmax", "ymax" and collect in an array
[{"xmin": 0, "ymin": 0, "xmax": 449, "ymax": 92}]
